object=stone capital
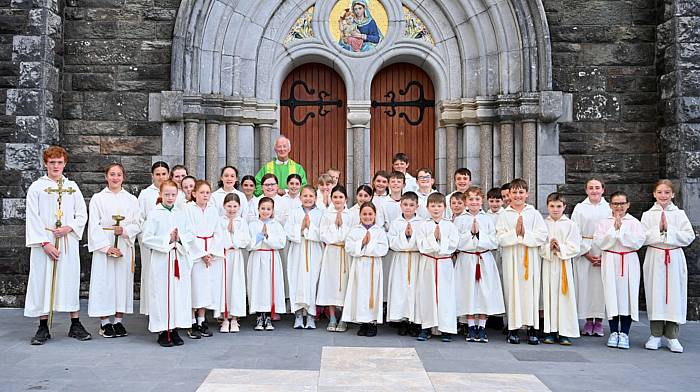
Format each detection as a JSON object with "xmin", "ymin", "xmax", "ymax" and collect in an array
[{"xmin": 346, "ymin": 100, "xmax": 372, "ymax": 128}]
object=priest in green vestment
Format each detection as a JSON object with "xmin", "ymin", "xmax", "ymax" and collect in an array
[{"xmin": 254, "ymin": 136, "xmax": 307, "ymax": 196}]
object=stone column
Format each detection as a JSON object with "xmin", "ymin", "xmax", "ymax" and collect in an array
[
  {"xmin": 259, "ymin": 124, "xmax": 273, "ymax": 167},
  {"xmin": 499, "ymin": 121, "xmax": 514, "ymax": 183},
  {"xmin": 522, "ymin": 120, "xmax": 537, "ymax": 206},
  {"xmin": 238, "ymin": 122, "xmax": 256, "ymax": 176},
  {"xmin": 184, "ymin": 119, "xmax": 199, "ymax": 174},
  {"xmin": 479, "ymin": 122, "xmax": 494, "ymax": 191},
  {"xmin": 226, "ymin": 121, "xmax": 239, "ymax": 167},
  {"xmin": 347, "ymin": 101, "xmax": 372, "ymax": 199},
  {"xmin": 205, "ymin": 120, "xmax": 220, "ymax": 185},
  {"xmin": 445, "ymin": 124, "xmax": 458, "ymax": 190}
]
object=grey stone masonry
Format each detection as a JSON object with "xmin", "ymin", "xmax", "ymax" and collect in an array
[
  {"xmin": 1, "ymin": 0, "xmax": 64, "ymax": 307},
  {"xmin": 545, "ymin": 0, "xmax": 661, "ymax": 217},
  {"xmin": 657, "ymin": 0, "xmax": 700, "ymax": 320}
]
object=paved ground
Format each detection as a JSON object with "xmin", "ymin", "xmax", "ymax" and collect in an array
[{"xmin": 1, "ymin": 301, "xmax": 698, "ymax": 391}]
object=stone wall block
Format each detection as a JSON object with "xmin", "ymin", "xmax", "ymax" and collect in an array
[
  {"xmin": 12, "ymin": 35, "xmax": 54, "ymax": 63},
  {"xmin": 573, "ymin": 93, "xmax": 620, "ymax": 121},
  {"xmin": 64, "ymin": 39, "xmax": 140, "ymax": 65},
  {"xmin": 28, "ymin": 8, "xmax": 62, "ymax": 38},
  {"xmin": 4, "ymin": 143, "xmax": 43, "ymax": 171}
]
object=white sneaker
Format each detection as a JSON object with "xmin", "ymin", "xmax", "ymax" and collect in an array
[
  {"xmin": 230, "ymin": 320, "xmax": 240, "ymax": 333},
  {"xmin": 607, "ymin": 332, "xmax": 619, "ymax": 348},
  {"xmin": 665, "ymin": 338, "xmax": 684, "ymax": 353},
  {"xmin": 617, "ymin": 333, "xmax": 630, "ymax": 349},
  {"xmin": 220, "ymin": 319, "xmax": 230, "ymax": 333},
  {"xmin": 305, "ymin": 317, "xmax": 316, "ymax": 329},
  {"xmin": 326, "ymin": 320, "xmax": 337, "ymax": 332},
  {"xmin": 294, "ymin": 315, "xmax": 304, "ymax": 329},
  {"xmin": 645, "ymin": 336, "xmax": 661, "ymax": 350},
  {"xmin": 335, "ymin": 321, "xmax": 347, "ymax": 332},
  {"xmin": 265, "ymin": 316, "xmax": 275, "ymax": 331}
]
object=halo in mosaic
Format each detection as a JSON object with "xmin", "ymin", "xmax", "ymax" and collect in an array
[
  {"xmin": 284, "ymin": 6, "xmax": 315, "ymax": 46},
  {"xmin": 402, "ymin": 6, "xmax": 434, "ymax": 46}
]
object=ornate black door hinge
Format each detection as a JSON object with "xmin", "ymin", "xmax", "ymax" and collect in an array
[
  {"xmin": 371, "ymin": 80, "xmax": 434, "ymax": 126},
  {"xmin": 280, "ymin": 80, "xmax": 343, "ymax": 126}
]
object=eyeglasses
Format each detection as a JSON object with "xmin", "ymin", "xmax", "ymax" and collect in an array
[
  {"xmin": 263, "ymin": 183, "xmax": 277, "ymax": 187},
  {"xmin": 417, "ymin": 175, "xmax": 432, "ymax": 180},
  {"xmin": 610, "ymin": 202, "xmax": 629, "ymax": 206}
]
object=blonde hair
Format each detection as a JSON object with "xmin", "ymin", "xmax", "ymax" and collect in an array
[{"xmin": 654, "ymin": 179, "xmax": 675, "ymax": 193}]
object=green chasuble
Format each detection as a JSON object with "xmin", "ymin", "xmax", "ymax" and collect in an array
[{"xmin": 254, "ymin": 159, "xmax": 307, "ymax": 196}]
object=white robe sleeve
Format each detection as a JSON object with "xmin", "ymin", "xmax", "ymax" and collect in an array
[
  {"xmin": 618, "ymin": 218, "xmax": 646, "ymax": 250},
  {"xmin": 388, "ymin": 221, "xmax": 417, "ymax": 251},
  {"xmin": 285, "ymin": 210, "xmax": 303, "ymax": 244},
  {"xmin": 664, "ymin": 211, "xmax": 696, "ymax": 247},
  {"xmin": 257, "ymin": 221, "xmax": 286, "ymax": 250},
  {"xmin": 121, "ymin": 198, "xmax": 141, "ymax": 246},
  {"xmin": 496, "ymin": 214, "xmax": 520, "ymax": 247},
  {"xmin": 571, "ymin": 206, "xmax": 592, "ymax": 255},
  {"xmin": 25, "ymin": 184, "xmax": 51, "ymax": 246},
  {"xmin": 593, "ymin": 220, "xmax": 617, "ymax": 251},
  {"xmin": 523, "ymin": 211, "xmax": 548, "ymax": 248},
  {"xmin": 87, "ymin": 196, "xmax": 110, "ymax": 252},
  {"xmin": 559, "ymin": 222, "xmax": 582, "ymax": 260},
  {"xmin": 475, "ymin": 216, "xmax": 498, "ymax": 251},
  {"xmin": 227, "ymin": 218, "xmax": 250, "ymax": 249},
  {"xmin": 304, "ymin": 212, "xmax": 322, "ymax": 242},
  {"xmin": 67, "ymin": 186, "xmax": 88, "ymax": 242},
  {"xmin": 320, "ymin": 212, "xmax": 348, "ymax": 244},
  {"xmin": 142, "ymin": 212, "xmax": 176, "ymax": 254}
]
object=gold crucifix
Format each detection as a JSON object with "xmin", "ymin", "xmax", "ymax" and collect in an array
[{"xmin": 42, "ymin": 177, "xmax": 76, "ymax": 329}]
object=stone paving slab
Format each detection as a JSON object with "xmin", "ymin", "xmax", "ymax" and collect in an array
[{"xmin": 1, "ymin": 301, "xmax": 699, "ymax": 391}]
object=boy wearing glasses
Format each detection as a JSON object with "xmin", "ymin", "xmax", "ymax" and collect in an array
[{"xmin": 415, "ymin": 168, "xmax": 437, "ymax": 219}]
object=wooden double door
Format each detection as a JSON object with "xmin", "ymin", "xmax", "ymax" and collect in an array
[{"xmin": 279, "ymin": 62, "xmax": 435, "ymax": 183}]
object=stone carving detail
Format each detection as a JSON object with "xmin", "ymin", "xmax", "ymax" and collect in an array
[
  {"xmin": 284, "ymin": 6, "xmax": 315, "ymax": 45},
  {"xmin": 402, "ymin": 6, "xmax": 434, "ymax": 45}
]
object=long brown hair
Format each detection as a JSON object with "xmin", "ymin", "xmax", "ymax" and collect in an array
[{"xmin": 190, "ymin": 180, "xmax": 212, "ymax": 204}]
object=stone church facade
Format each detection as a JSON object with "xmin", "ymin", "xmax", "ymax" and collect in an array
[{"xmin": 0, "ymin": 0, "xmax": 698, "ymax": 318}]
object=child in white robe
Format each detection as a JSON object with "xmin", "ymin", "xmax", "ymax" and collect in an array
[
  {"xmin": 486, "ymin": 187, "xmax": 506, "ymax": 330},
  {"xmin": 392, "ymin": 152, "xmax": 418, "ymax": 193},
  {"xmin": 455, "ymin": 186, "xmax": 505, "ymax": 343},
  {"xmin": 185, "ymin": 180, "xmax": 226, "ymax": 339},
  {"xmin": 142, "ymin": 180, "xmax": 195, "ymax": 347},
  {"xmin": 342, "ymin": 202, "xmax": 389, "ymax": 337},
  {"xmin": 315, "ymin": 173, "xmax": 334, "ymax": 211},
  {"xmin": 317, "ymin": 185, "xmax": 353, "ymax": 332},
  {"xmin": 386, "ymin": 192, "xmax": 422, "ymax": 335},
  {"xmin": 415, "ymin": 168, "xmax": 438, "ymax": 219},
  {"xmin": 496, "ymin": 178, "xmax": 548, "ymax": 345},
  {"xmin": 219, "ymin": 193, "xmax": 250, "ymax": 333},
  {"xmin": 211, "ymin": 166, "xmax": 249, "ymax": 219},
  {"xmin": 283, "ymin": 173, "xmax": 303, "ymax": 211},
  {"xmin": 285, "ymin": 186, "xmax": 324, "ymax": 329},
  {"xmin": 372, "ymin": 170, "xmax": 390, "ymax": 208},
  {"xmin": 88, "ymin": 163, "xmax": 141, "ymax": 338},
  {"xmin": 540, "ymin": 193, "xmax": 581, "ymax": 345},
  {"xmin": 247, "ymin": 196, "xmax": 287, "ymax": 330},
  {"xmin": 593, "ymin": 191, "xmax": 645, "ymax": 350},
  {"xmin": 571, "ymin": 178, "xmax": 610, "ymax": 336},
  {"xmin": 137, "ymin": 161, "xmax": 171, "ymax": 316},
  {"xmin": 25, "ymin": 146, "xmax": 90, "ymax": 345},
  {"xmin": 415, "ymin": 193, "xmax": 460, "ymax": 342},
  {"xmin": 176, "ymin": 175, "xmax": 195, "ymax": 209},
  {"xmin": 641, "ymin": 180, "xmax": 696, "ymax": 353},
  {"xmin": 381, "ymin": 171, "xmax": 405, "ymax": 229},
  {"xmin": 348, "ymin": 185, "xmax": 385, "ymax": 228},
  {"xmin": 445, "ymin": 168, "xmax": 472, "ymax": 219}
]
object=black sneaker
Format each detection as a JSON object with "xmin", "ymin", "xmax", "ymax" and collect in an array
[
  {"xmin": 113, "ymin": 322, "xmax": 128, "ymax": 337},
  {"xmin": 417, "ymin": 328, "xmax": 431, "ymax": 341},
  {"xmin": 200, "ymin": 321, "xmax": 213, "ymax": 337},
  {"xmin": 467, "ymin": 326, "xmax": 478, "ymax": 342},
  {"xmin": 99, "ymin": 323, "xmax": 116, "ymax": 338},
  {"xmin": 68, "ymin": 321, "xmax": 92, "ymax": 341},
  {"xmin": 527, "ymin": 327, "xmax": 539, "ymax": 345},
  {"xmin": 397, "ymin": 321, "xmax": 409, "ymax": 336},
  {"xmin": 171, "ymin": 329, "xmax": 184, "ymax": 346},
  {"xmin": 441, "ymin": 333, "xmax": 453, "ymax": 342},
  {"xmin": 357, "ymin": 323, "xmax": 368, "ymax": 336},
  {"xmin": 409, "ymin": 323, "xmax": 421, "ymax": 337},
  {"xmin": 507, "ymin": 330, "xmax": 520, "ymax": 344},
  {"xmin": 157, "ymin": 331, "xmax": 174, "ymax": 347},
  {"xmin": 366, "ymin": 323, "xmax": 377, "ymax": 337},
  {"xmin": 30, "ymin": 325, "xmax": 51, "ymax": 345},
  {"xmin": 187, "ymin": 323, "xmax": 202, "ymax": 339},
  {"xmin": 478, "ymin": 326, "xmax": 489, "ymax": 343}
]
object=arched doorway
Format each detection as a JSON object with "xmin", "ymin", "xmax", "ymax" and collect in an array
[
  {"xmin": 280, "ymin": 63, "xmax": 347, "ymax": 185},
  {"xmin": 370, "ymin": 63, "xmax": 436, "ymax": 174}
]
